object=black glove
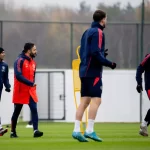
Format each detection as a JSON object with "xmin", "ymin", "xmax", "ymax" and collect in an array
[
  {"xmin": 136, "ymin": 85, "xmax": 143, "ymax": 93},
  {"xmin": 5, "ymin": 88, "xmax": 11, "ymax": 92},
  {"xmin": 104, "ymin": 49, "xmax": 108, "ymax": 57},
  {"xmin": 110, "ymin": 63, "xmax": 117, "ymax": 69}
]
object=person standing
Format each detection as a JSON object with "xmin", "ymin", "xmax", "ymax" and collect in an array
[
  {"xmin": 0, "ymin": 47, "xmax": 11, "ymax": 136},
  {"xmin": 10, "ymin": 43, "xmax": 43, "ymax": 138}
]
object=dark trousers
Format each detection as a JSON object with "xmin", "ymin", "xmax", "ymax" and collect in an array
[{"xmin": 11, "ymin": 97, "xmax": 38, "ymax": 132}]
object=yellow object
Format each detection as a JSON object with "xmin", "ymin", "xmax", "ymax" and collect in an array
[{"xmin": 72, "ymin": 46, "xmax": 88, "ymax": 133}]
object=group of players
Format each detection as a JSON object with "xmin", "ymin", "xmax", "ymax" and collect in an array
[{"xmin": 0, "ymin": 9, "xmax": 149, "ymax": 141}]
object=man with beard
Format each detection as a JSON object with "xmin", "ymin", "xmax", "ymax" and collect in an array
[
  {"xmin": 10, "ymin": 43, "xmax": 43, "ymax": 138},
  {"xmin": 72, "ymin": 10, "xmax": 116, "ymax": 142}
]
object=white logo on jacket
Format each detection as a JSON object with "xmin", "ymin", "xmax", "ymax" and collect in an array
[
  {"xmin": 1, "ymin": 66, "xmax": 5, "ymax": 72},
  {"xmin": 32, "ymin": 64, "xmax": 35, "ymax": 71}
]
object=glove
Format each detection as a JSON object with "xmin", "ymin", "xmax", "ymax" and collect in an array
[
  {"xmin": 110, "ymin": 63, "xmax": 117, "ymax": 69},
  {"xmin": 5, "ymin": 88, "xmax": 11, "ymax": 92},
  {"xmin": 104, "ymin": 49, "xmax": 108, "ymax": 57},
  {"xmin": 136, "ymin": 85, "xmax": 143, "ymax": 93}
]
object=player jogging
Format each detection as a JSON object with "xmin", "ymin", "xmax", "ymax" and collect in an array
[
  {"xmin": 136, "ymin": 53, "xmax": 150, "ymax": 136},
  {"xmin": 72, "ymin": 10, "xmax": 117, "ymax": 142}
]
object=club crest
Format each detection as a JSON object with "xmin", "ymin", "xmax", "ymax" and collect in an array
[{"xmin": 1, "ymin": 66, "xmax": 5, "ymax": 72}]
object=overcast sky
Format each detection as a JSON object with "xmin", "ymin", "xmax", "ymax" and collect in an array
[{"xmin": 4, "ymin": 0, "xmax": 143, "ymax": 9}]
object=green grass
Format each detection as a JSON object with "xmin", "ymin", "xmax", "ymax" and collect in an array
[{"xmin": 0, "ymin": 123, "xmax": 150, "ymax": 150}]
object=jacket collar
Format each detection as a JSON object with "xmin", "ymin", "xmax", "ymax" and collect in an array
[
  {"xmin": 91, "ymin": 21, "xmax": 104, "ymax": 31},
  {"xmin": 19, "ymin": 52, "xmax": 31, "ymax": 61}
]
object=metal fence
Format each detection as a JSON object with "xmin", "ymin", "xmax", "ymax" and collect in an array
[{"xmin": 0, "ymin": 21, "xmax": 150, "ymax": 69}]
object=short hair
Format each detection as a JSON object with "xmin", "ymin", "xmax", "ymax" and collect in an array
[
  {"xmin": 93, "ymin": 10, "xmax": 106, "ymax": 22},
  {"xmin": 23, "ymin": 43, "xmax": 35, "ymax": 53},
  {"xmin": 0, "ymin": 47, "xmax": 4, "ymax": 54}
]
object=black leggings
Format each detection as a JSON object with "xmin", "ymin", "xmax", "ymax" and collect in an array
[{"xmin": 11, "ymin": 97, "xmax": 38, "ymax": 132}]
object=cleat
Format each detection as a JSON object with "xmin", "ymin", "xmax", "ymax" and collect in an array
[
  {"xmin": 34, "ymin": 130, "xmax": 43, "ymax": 138},
  {"xmin": 0, "ymin": 128, "xmax": 8, "ymax": 136},
  {"xmin": 139, "ymin": 125, "xmax": 148, "ymax": 137},
  {"xmin": 84, "ymin": 132, "xmax": 102, "ymax": 142},
  {"xmin": 10, "ymin": 132, "xmax": 18, "ymax": 138},
  {"xmin": 72, "ymin": 132, "xmax": 88, "ymax": 142},
  {"xmin": 26, "ymin": 124, "xmax": 33, "ymax": 128}
]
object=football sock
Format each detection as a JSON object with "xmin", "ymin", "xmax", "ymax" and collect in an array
[
  {"xmin": 86, "ymin": 119, "xmax": 94, "ymax": 133},
  {"xmin": 73, "ymin": 120, "xmax": 80, "ymax": 132}
]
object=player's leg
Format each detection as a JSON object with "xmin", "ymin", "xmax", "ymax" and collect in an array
[
  {"xmin": 72, "ymin": 78, "xmax": 91, "ymax": 142},
  {"xmin": 0, "ymin": 117, "xmax": 8, "ymax": 136},
  {"xmin": 84, "ymin": 77, "xmax": 102, "ymax": 142},
  {"xmin": 139, "ymin": 89, "xmax": 150, "ymax": 136},
  {"xmin": 28, "ymin": 97, "xmax": 43, "ymax": 138},
  {"xmin": 0, "ymin": 91, "xmax": 8, "ymax": 136},
  {"xmin": 10, "ymin": 104, "xmax": 23, "ymax": 138}
]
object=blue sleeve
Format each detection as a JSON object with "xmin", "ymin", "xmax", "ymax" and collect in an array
[
  {"xmin": 14, "ymin": 58, "xmax": 34, "ymax": 86},
  {"xmin": 91, "ymin": 31, "xmax": 112, "ymax": 67},
  {"xmin": 4, "ymin": 65, "xmax": 11, "ymax": 89},
  {"xmin": 136, "ymin": 64, "xmax": 144, "ymax": 85}
]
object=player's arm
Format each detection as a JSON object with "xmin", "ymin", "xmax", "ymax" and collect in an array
[
  {"xmin": 33, "ymin": 65, "xmax": 36, "ymax": 82},
  {"xmin": 90, "ymin": 31, "xmax": 116, "ymax": 69},
  {"xmin": 4, "ymin": 65, "xmax": 11, "ymax": 91},
  {"xmin": 14, "ymin": 58, "xmax": 34, "ymax": 86},
  {"xmin": 135, "ymin": 55, "xmax": 149, "ymax": 93},
  {"xmin": 136, "ymin": 64, "xmax": 144, "ymax": 86}
]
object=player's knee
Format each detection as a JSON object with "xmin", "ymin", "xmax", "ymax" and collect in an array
[
  {"xmin": 82, "ymin": 99, "xmax": 91, "ymax": 107},
  {"xmin": 11, "ymin": 114, "xmax": 18, "ymax": 120},
  {"xmin": 92, "ymin": 97, "xmax": 102, "ymax": 106}
]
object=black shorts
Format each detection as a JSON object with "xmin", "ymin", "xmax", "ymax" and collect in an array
[{"xmin": 80, "ymin": 77, "xmax": 102, "ymax": 98}]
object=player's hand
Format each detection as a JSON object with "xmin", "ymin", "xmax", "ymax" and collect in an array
[
  {"xmin": 110, "ymin": 63, "xmax": 117, "ymax": 69},
  {"xmin": 5, "ymin": 88, "xmax": 11, "ymax": 92},
  {"xmin": 136, "ymin": 85, "xmax": 143, "ymax": 93},
  {"xmin": 104, "ymin": 49, "xmax": 108, "ymax": 57}
]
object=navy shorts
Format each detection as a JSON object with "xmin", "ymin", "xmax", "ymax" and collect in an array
[{"xmin": 80, "ymin": 77, "xmax": 102, "ymax": 98}]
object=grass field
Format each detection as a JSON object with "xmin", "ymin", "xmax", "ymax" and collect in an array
[{"xmin": 0, "ymin": 122, "xmax": 150, "ymax": 150}]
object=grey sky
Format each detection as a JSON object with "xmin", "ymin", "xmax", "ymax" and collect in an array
[{"xmin": 5, "ymin": 0, "xmax": 142, "ymax": 10}]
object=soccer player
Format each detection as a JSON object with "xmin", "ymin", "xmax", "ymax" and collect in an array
[
  {"xmin": 0, "ymin": 47, "xmax": 11, "ymax": 136},
  {"xmin": 136, "ymin": 54, "xmax": 150, "ymax": 136},
  {"xmin": 10, "ymin": 43, "xmax": 43, "ymax": 138},
  {"xmin": 72, "ymin": 10, "xmax": 117, "ymax": 142}
]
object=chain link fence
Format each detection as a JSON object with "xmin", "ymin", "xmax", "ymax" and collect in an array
[{"xmin": 0, "ymin": 21, "xmax": 149, "ymax": 69}]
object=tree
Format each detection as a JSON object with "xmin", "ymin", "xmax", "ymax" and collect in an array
[{"xmin": 79, "ymin": 1, "xmax": 91, "ymax": 14}]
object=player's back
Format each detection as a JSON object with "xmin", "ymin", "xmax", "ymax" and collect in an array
[{"xmin": 79, "ymin": 22, "xmax": 105, "ymax": 78}]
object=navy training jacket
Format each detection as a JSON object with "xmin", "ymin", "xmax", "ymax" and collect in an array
[
  {"xmin": 136, "ymin": 54, "xmax": 150, "ymax": 90},
  {"xmin": 79, "ymin": 21, "xmax": 112, "ymax": 78},
  {"xmin": 0, "ymin": 61, "xmax": 11, "ymax": 92}
]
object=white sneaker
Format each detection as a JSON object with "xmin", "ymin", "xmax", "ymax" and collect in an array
[
  {"xmin": 139, "ymin": 125, "xmax": 148, "ymax": 137},
  {"xmin": 26, "ymin": 124, "xmax": 33, "ymax": 128}
]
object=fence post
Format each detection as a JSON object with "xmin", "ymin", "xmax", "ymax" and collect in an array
[
  {"xmin": 70, "ymin": 23, "xmax": 73, "ymax": 68},
  {"xmin": 140, "ymin": 0, "xmax": 145, "ymax": 123},
  {"xmin": 136, "ymin": 23, "xmax": 139, "ymax": 66},
  {"xmin": 0, "ymin": 21, "xmax": 3, "ymax": 47}
]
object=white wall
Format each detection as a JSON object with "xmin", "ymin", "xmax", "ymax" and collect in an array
[
  {"xmin": 0, "ymin": 69, "xmax": 149, "ymax": 125},
  {"xmin": 65, "ymin": 70, "xmax": 141, "ymax": 122}
]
